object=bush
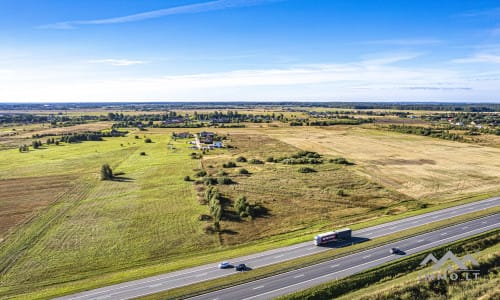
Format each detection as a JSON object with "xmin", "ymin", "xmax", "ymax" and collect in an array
[
  {"xmin": 194, "ymin": 170, "xmax": 207, "ymax": 177},
  {"xmin": 222, "ymin": 161, "xmax": 237, "ymax": 168},
  {"xmin": 140, "ymin": 151, "xmax": 146, "ymax": 156},
  {"xmin": 217, "ymin": 176, "xmax": 233, "ymax": 185},
  {"xmin": 337, "ymin": 189, "xmax": 346, "ymax": 196},
  {"xmin": 266, "ymin": 156, "xmax": 275, "ymax": 162},
  {"xmin": 203, "ymin": 177, "xmax": 217, "ymax": 185},
  {"xmin": 184, "ymin": 176, "xmax": 191, "ymax": 181},
  {"xmin": 236, "ymin": 156, "xmax": 247, "ymax": 162},
  {"xmin": 218, "ymin": 170, "xmax": 228, "ymax": 176},
  {"xmin": 298, "ymin": 167, "xmax": 316, "ymax": 173},
  {"xmin": 144, "ymin": 138, "xmax": 152, "ymax": 143},
  {"xmin": 238, "ymin": 168, "xmax": 249, "ymax": 175},
  {"xmin": 248, "ymin": 158, "xmax": 264, "ymax": 164},
  {"xmin": 329, "ymin": 157, "xmax": 351, "ymax": 165}
]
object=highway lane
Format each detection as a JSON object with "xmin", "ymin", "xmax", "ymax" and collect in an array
[
  {"xmin": 57, "ymin": 196, "xmax": 499, "ymax": 300},
  {"xmin": 190, "ymin": 214, "xmax": 500, "ymax": 300}
]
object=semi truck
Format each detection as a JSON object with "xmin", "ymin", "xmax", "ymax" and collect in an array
[{"xmin": 314, "ymin": 228, "xmax": 352, "ymax": 246}]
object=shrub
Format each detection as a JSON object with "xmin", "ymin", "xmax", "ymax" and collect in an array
[
  {"xmin": 203, "ymin": 177, "xmax": 217, "ymax": 185},
  {"xmin": 222, "ymin": 161, "xmax": 237, "ymax": 168},
  {"xmin": 248, "ymin": 158, "xmax": 264, "ymax": 164},
  {"xmin": 236, "ymin": 156, "xmax": 247, "ymax": 162},
  {"xmin": 298, "ymin": 167, "xmax": 316, "ymax": 173},
  {"xmin": 184, "ymin": 176, "xmax": 191, "ymax": 181},
  {"xmin": 218, "ymin": 170, "xmax": 228, "ymax": 176},
  {"xmin": 337, "ymin": 189, "xmax": 346, "ymax": 196},
  {"xmin": 144, "ymin": 138, "xmax": 152, "ymax": 143},
  {"xmin": 194, "ymin": 170, "xmax": 207, "ymax": 177},
  {"xmin": 140, "ymin": 151, "xmax": 146, "ymax": 156},
  {"xmin": 238, "ymin": 168, "xmax": 249, "ymax": 175},
  {"xmin": 329, "ymin": 157, "xmax": 351, "ymax": 165},
  {"xmin": 217, "ymin": 177, "xmax": 233, "ymax": 185},
  {"xmin": 266, "ymin": 156, "xmax": 275, "ymax": 162}
]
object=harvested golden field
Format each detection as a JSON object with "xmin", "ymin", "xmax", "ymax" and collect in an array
[
  {"xmin": 0, "ymin": 175, "xmax": 76, "ymax": 241},
  {"xmin": 202, "ymin": 134, "xmax": 415, "ymax": 246},
  {"xmin": 263, "ymin": 126, "xmax": 500, "ymax": 201}
]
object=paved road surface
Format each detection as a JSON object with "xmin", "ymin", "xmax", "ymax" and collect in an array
[
  {"xmin": 57, "ymin": 196, "xmax": 499, "ymax": 300},
  {"xmin": 190, "ymin": 214, "xmax": 499, "ymax": 299}
]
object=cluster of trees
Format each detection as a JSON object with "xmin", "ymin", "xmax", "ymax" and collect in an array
[
  {"xmin": 272, "ymin": 151, "xmax": 323, "ymax": 165},
  {"xmin": 206, "ymin": 186, "xmax": 223, "ymax": 231},
  {"xmin": 31, "ymin": 140, "xmax": 43, "ymax": 149},
  {"xmin": 59, "ymin": 130, "xmax": 127, "ymax": 143},
  {"xmin": 387, "ymin": 125, "xmax": 463, "ymax": 141},
  {"xmin": 18, "ymin": 144, "xmax": 29, "ymax": 152}
]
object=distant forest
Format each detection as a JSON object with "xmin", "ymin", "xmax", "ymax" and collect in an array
[{"xmin": 1, "ymin": 102, "xmax": 499, "ymax": 112}]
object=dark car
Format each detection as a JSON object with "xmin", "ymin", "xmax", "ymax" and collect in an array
[
  {"xmin": 390, "ymin": 247, "xmax": 403, "ymax": 254},
  {"xmin": 235, "ymin": 263, "xmax": 247, "ymax": 271}
]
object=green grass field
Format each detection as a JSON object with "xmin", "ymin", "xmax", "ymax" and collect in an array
[{"xmin": 0, "ymin": 130, "xmax": 219, "ymax": 297}]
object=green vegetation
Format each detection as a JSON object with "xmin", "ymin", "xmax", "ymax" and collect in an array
[{"xmin": 100, "ymin": 164, "xmax": 113, "ymax": 180}]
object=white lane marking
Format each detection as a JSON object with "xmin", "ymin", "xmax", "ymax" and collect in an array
[
  {"xmin": 331, "ymin": 264, "xmax": 340, "ymax": 268},
  {"xmin": 274, "ymin": 255, "xmax": 284, "ymax": 258},
  {"xmin": 308, "ymin": 247, "xmax": 317, "ymax": 250},
  {"xmin": 482, "ymin": 221, "xmax": 488, "ymax": 224},
  {"xmin": 148, "ymin": 283, "xmax": 162, "ymax": 288},
  {"xmin": 294, "ymin": 274, "xmax": 304, "ymax": 278},
  {"xmin": 462, "ymin": 226, "xmax": 469, "ymax": 229},
  {"xmin": 432, "ymin": 216, "xmax": 439, "ymax": 219},
  {"xmin": 412, "ymin": 221, "xmax": 419, "ymax": 224},
  {"xmin": 417, "ymin": 239, "xmax": 425, "ymax": 243},
  {"xmin": 441, "ymin": 232, "xmax": 447, "ymax": 236},
  {"xmin": 195, "ymin": 273, "xmax": 208, "ymax": 277},
  {"xmin": 253, "ymin": 285, "xmax": 265, "ymax": 290},
  {"xmin": 365, "ymin": 233, "xmax": 373, "ymax": 236},
  {"xmin": 363, "ymin": 254, "xmax": 371, "ymax": 259}
]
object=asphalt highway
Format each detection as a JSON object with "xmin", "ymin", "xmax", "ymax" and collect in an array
[
  {"xmin": 190, "ymin": 214, "xmax": 499, "ymax": 300},
  {"xmin": 56, "ymin": 196, "xmax": 499, "ymax": 300}
]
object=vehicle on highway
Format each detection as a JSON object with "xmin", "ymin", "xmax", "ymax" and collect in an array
[
  {"xmin": 390, "ymin": 247, "xmax": 402, "ymax": 254},
  {"xmin": 314, "ymin": 228, "xmax": 352, "ymax": 246},
  {"xmin": 235, "ymin": 264, "xmax": 247, "ymax": 271},
  {"xmin": 218, "ymin": 262, "xmax": 232, "ymax": 269}
]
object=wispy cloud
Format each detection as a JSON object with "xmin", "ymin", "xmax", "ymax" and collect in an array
[
  {"xmin": 452, "ymin": 54, "xmax": 500, "ymax": 64},
  {"xmin": 456, "ymin": 7, "xmax": 500, "ymax": 18},
  {"xmin": 357, "ymin": 38, "xmax": 442, "ymax": 46},
  {"xmin": 88, "ymin": 59, "xmax": 148, "ymax": 66},
  {"xmin": 38, "ymin": 0, "xmax": 282, "ymax": 29},
  {"xmin": 4, "ymin": 53, "xmax": 481, "ymax": 102}
]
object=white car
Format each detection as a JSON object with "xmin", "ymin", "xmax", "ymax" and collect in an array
[{"xmin": 218, "ymin": 261, "xmax": 231, "ymax": 269}]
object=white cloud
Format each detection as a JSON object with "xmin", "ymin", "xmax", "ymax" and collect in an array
[
  {"xmin": 357, "ymin": 39, "xmax": 442, "ymax": 46},
  {"xmin": 38, "ymin": 0, "xmax": 282, "ymax": 29},
  {"xmin": 88, "ymin": 59, "xmax": 148, "ymax": 66},
  {"xmin": 452, "ymin": 54, "xmax": 500, "ymax": 64},
  {"xmin": 2, "ymin": 53, "xmax": 490, "ymax": 102}
]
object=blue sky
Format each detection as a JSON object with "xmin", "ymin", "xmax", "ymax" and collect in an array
[{"xmin": 1, "ymin": 0, "xmax": 500, "ymax": 102}]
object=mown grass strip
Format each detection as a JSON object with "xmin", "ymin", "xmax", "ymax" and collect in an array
[{"xmin": 136, "ymin": 207, "xmax": 500, "ymax": 300}]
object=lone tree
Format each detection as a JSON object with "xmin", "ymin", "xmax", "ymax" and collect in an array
[{"xmin": 101, "ymin": 164, "xmax": 113, "ymax": 180}]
